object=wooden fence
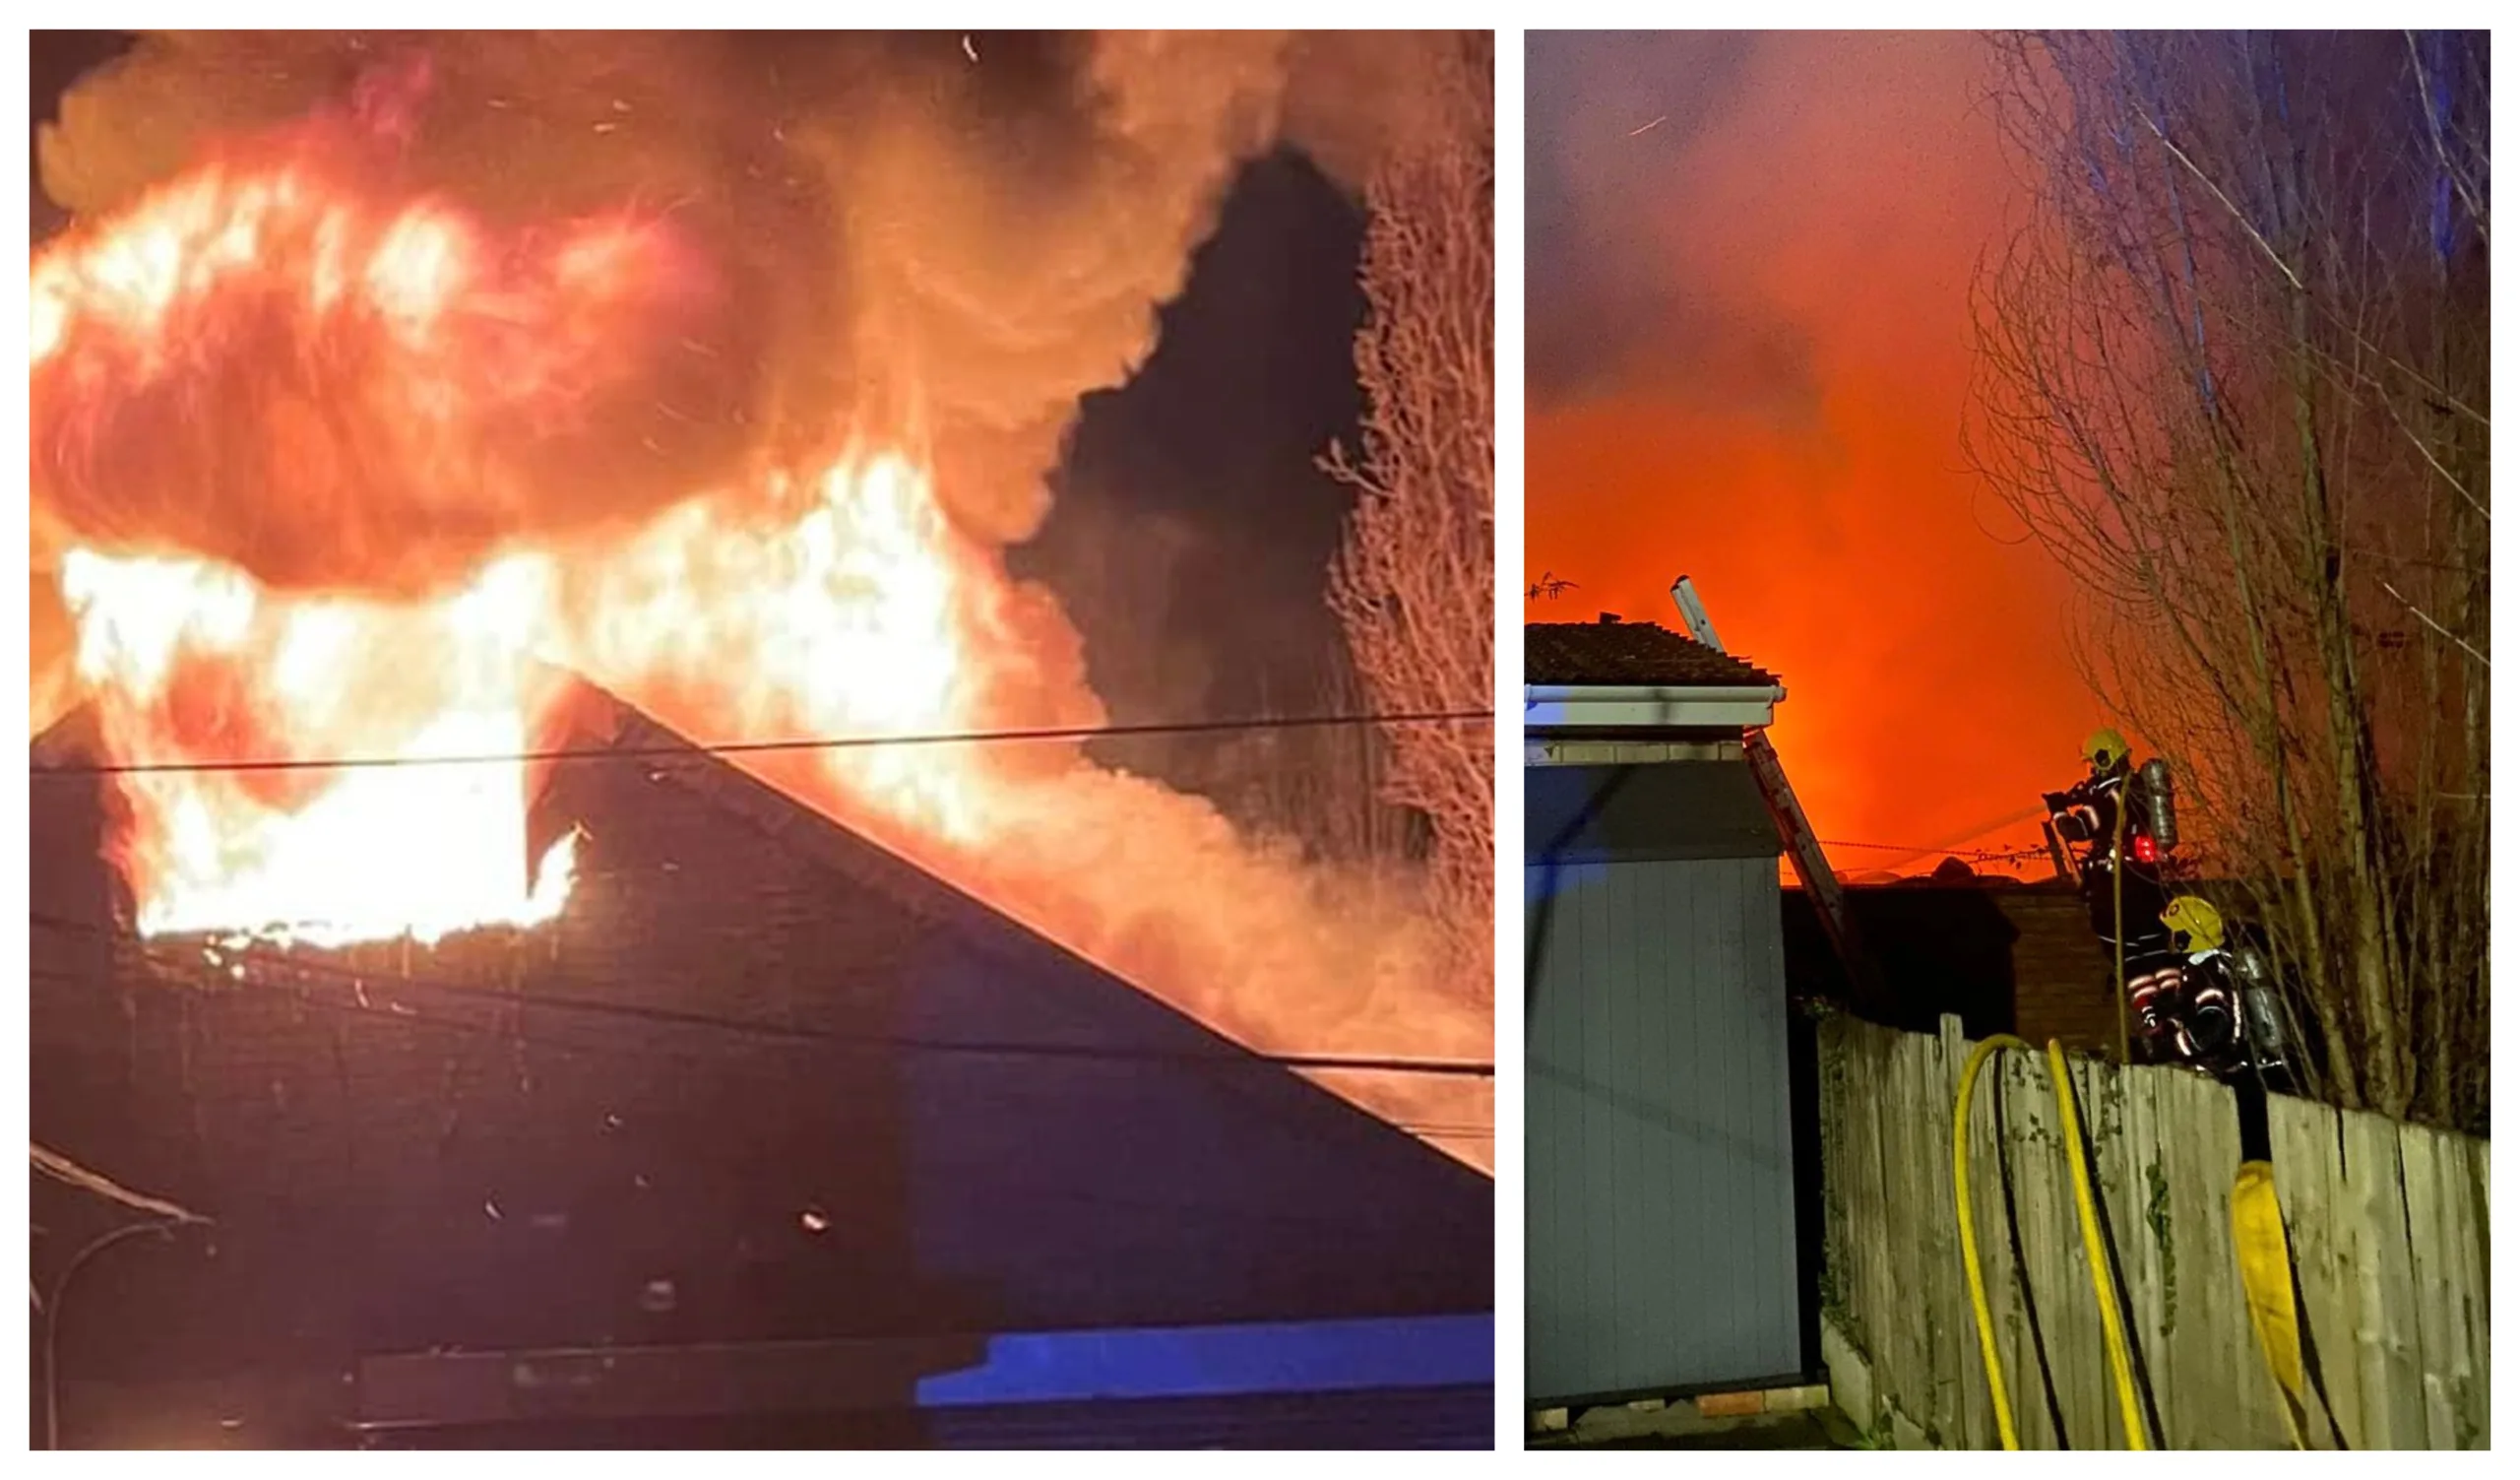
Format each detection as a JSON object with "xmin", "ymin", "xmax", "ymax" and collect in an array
[{"xmin": 1817, "ymin": 1013, "xmax": 2489, "ymax": 1449}]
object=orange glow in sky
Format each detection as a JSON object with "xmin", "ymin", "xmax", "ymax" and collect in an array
[{"xmin": 1527, "ymin": 32, "xmax": 2093, "ymax": 875}]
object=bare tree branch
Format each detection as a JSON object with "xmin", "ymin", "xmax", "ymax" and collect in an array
[
  {"xmin": 1321, "ymin": 32, "xmax": 1495, "ymax": 993},
  {"xmin": 2380, "ymin": 579, "xmax": 2490, "ymax": 669},
  {"xmin": 1971, "ymin": 31, "xmax": 2489, "ymax": 1127},
  {"xmin": 32, "ymin": 1141, "xmax": 204, "ymax": 1222},
  {"xmin": 2135, "ymin": 110, "xmax": 2305, "ymax": 293}
]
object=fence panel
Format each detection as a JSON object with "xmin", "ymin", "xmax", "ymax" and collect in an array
[
  {"xmin": 2399, "ymin": 1120, "xmax": 2488, "ymax": 1448},
  {"xmin": 2340, "ymin": 1108, "xmax": 2428, "ymax": 1448},
  {"xmin": 1821, "ymin": 1014, "xmax": 2489, "ymax": 1449},
  {"xmin": 2268, "ymin": 1088, "xmax": 2361, "ymax": 1446}
]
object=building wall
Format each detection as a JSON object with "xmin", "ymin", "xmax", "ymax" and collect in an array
[
  {"xmin": 1780, "ymin": 884, "xmax": 2124, "ymax": 1054},
  {"xmin": 1523, "ymin": 758, "xmax": 1802, "ymax": 1404},
  {"xmin": 1996, "ymin": 888, "xmax": 2127, "ymax": 1052}
]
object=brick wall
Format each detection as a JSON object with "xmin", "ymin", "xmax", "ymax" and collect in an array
[
  {"xmin": 1991, "ymin": 888, "xmax": 2126, "ymax": 1053},
  {"xmin": 1781, "ymin": 883, "xmax": 2123, "ymax": 1052}
]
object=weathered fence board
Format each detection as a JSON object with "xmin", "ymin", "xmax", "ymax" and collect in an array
[
  {"xmin": 1876, "ymin": 1027, "xmax": 1924, "ymax": 1440},
  {"xmin": 2109, "ymin": 1055, "xmax": 2174, "ymax": 1448},
  {"xmin": 1840, "ymin": 1021, "xmax": 1890, "ymax": 1413},
  {"xmin": 2267, "ymin": 1088, "xmax": 2360, "ymax": 1446},
  {"xmin": 2399, "ymin": 1119, "xmax": 2488, "ymax": 1448},
  {"xmin": 1821, "ymin": 1014, "xmax": 2489, "ymax": 1449},
  {"xmin": 2341, "ymin": 1109, "xmax": 2429, "ymax": 1448},
  {"xmin": 1957, "ymin": 1039, "xmax": 2009, "ymax": 1450},
  {"xmin": 1923, "ymin": 1018, "xmax": 1967, "ymax": 1449}
]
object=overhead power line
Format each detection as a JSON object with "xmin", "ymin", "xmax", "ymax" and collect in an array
[
  {"xmin": 30, "ymin": 961, "xmax": 1493, "ymax": 1149},
  {"xmin": 1818, "ymin": 837, "xmax": 2049, "ymax": 864},
  {"xmin": 28, "ymin": 965, "xmax": 1491, "ymax": 1196},
  {"xmin": 27, "ymin": 912, "xmax": 1495, "ymax": 1080},
  {"xmin": 29, "ymin": 707, "xmax": 1495, "ymax": 779}
]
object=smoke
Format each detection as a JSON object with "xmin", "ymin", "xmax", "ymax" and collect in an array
[
  {"xmin": 33, "ymin": 30, "xmax": 1454, "ymax": 593},
  {"xmin": 1523, "ymin": 32, "xmax": 2090, "ymax": 864},
  {"xmin": 1279, "ymin": 31, "xmax": 1489, "ymax": 194},
  {"xmin": 1525, "ymin": 32, "xmax": 1820, "ymax": 424}
]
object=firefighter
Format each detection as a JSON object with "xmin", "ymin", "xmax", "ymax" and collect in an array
[
  {"xmin": 2044, "ymin": 728, "xmax": 2179, "ymax": 1058},
  {"xmin": 2160, "ymin": 894, "xmax": 2244, "ymax": 1073},
  {"xmin": 2045, "ymin": 728, "xmax": 2135, "ymax": 849}
]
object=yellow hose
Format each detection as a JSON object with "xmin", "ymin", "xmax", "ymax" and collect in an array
[
  {"xmin": 1954, "ymin": 1034, "xmax": 2029, "ymax": 1449},
  {"xmin": 2231, "ymin": 1161, "xmax": 2310, "ymax": 1448},
  {"xmin": 1953, "ymin": 1035, "xmax": 2151, "ymax": 1449},
  {"xmin": 2046, "ymin": 1040, "xmax": 2150, "ymax": 1449}
]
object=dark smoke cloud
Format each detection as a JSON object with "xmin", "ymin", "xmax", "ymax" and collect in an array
[
  {"xmin": 1526, "ymin": 32, "xmax": 1821, "ymax": 424},
  {"xmin": 35, "ymin": 30, "xmax": 1465, "ymax": 595}
]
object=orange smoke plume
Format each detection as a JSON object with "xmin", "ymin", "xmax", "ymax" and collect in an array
[{"xmin": 1527, "ymin": 32, "xmax": 2090, "ymax": 873}]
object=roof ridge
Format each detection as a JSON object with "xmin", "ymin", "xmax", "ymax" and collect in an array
[{"xmin": 1523, "ymin": 617, "xmax": 1782, "ymax": 689}]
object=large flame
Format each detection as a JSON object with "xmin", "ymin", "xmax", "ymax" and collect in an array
[
  {"xmin": 59, "ymin": 545, "xmax": 576, "ymax": 946},
  {"xmin": 32, "ymin": 123, "xmax": 1488, "ymax": 1165},
  {"xmin": 31, "ymin": 94, "xmax": 725, "ymax": 599}
]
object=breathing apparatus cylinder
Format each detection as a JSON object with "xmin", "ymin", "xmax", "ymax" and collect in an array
[
  {"xmin": 2138, "ymin": 757, "xmax": 2176, "ymax": 852},
  {"xmin": 2232, "ymin": 944, "xmax": 2289, "ymax": 1066}
]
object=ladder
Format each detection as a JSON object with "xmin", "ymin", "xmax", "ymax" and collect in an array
[{"xmin": 1670, "ymin": 577, "xmax": 1889, "ymax": 1014}]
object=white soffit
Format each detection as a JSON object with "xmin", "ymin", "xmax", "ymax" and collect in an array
[{"xmin": 1522, "ymin": 683, "xmax": 1783, "ymax": 732}]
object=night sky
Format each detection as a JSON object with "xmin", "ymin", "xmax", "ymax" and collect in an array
[
  {"xmin": 1526, "ymin": 32, "xmax": 2087, "ymax": 871},
  {"xmin": 1035, "ymin": 150, "xmax": 1366, "ymax": 732},
  {"xmin": 30, "ymin": 30, "xmax": 1370, "ymax": 769}
]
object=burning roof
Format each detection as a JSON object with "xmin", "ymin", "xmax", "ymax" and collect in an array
[
  {"xmin": 1526, "ymin": 618, "xmax": 1781, "ymax": 689},
  {"xmin": 31, "ymin": 682, "xmax": 1491, "ymax": 1435}
]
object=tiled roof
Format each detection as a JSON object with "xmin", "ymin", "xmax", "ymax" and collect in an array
[{"xmin": 1526, "ymin": 619, "xmax": 1781, "ymax": 689}]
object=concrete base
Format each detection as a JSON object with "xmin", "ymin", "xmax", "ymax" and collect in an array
[
  {"xmin": 1819, "ymin": 1316, "xmax": 1935, "ymax": 1448},
  {"xmin": 1529, "ymin": 1379, "xmax": 1843, "ymax": 1448},
  {"xmin": 1821, "ymin": 1316, "xmax": 1875, "ymax": 1433},
  {"xmin": 1528, "ymin": 1403, "xmax": 1859, "ymax": 1449}
]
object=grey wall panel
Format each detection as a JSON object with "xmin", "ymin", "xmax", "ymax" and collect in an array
[
  {"xmin": 1525, "ymin": 855, "xmax": 1800, "ymax": 1403},
  {"xmin": 1525, "ymin": 761, "xmax": 1781, "ymax": 864}
]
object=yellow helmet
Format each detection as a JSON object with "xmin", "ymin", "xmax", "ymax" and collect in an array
[
  {"xmin": 2084, "ymin": 727, "xmax": 2130, "ymax": 771},
  {"xmin": 2162, "ymin": 895, "xmax": 2225, "ymax": 954}
]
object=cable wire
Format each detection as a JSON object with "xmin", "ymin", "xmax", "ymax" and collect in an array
[
  {"xmin": 1818, "ymin": 837, "xmax": 2051, "ymax": 864},
  {"xmin": 30, "ymin": 971, "xmax": 1488, "ymax": 1236},
  {"xmin": 28, "ymin": 957, "xmax": 1493, "ymax": 1167},
  {"xmin": 28, "ymin": 913, "xmax": 1494, "ymax": 1080},
  {"xmin": 30, "ymin": 707, "xmax": 1493, "ymax": 779}
]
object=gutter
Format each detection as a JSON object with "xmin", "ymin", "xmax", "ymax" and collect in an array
[{"xmin": 1523, "ymin": 682, "xmax": 1787, "ymax": 733}]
